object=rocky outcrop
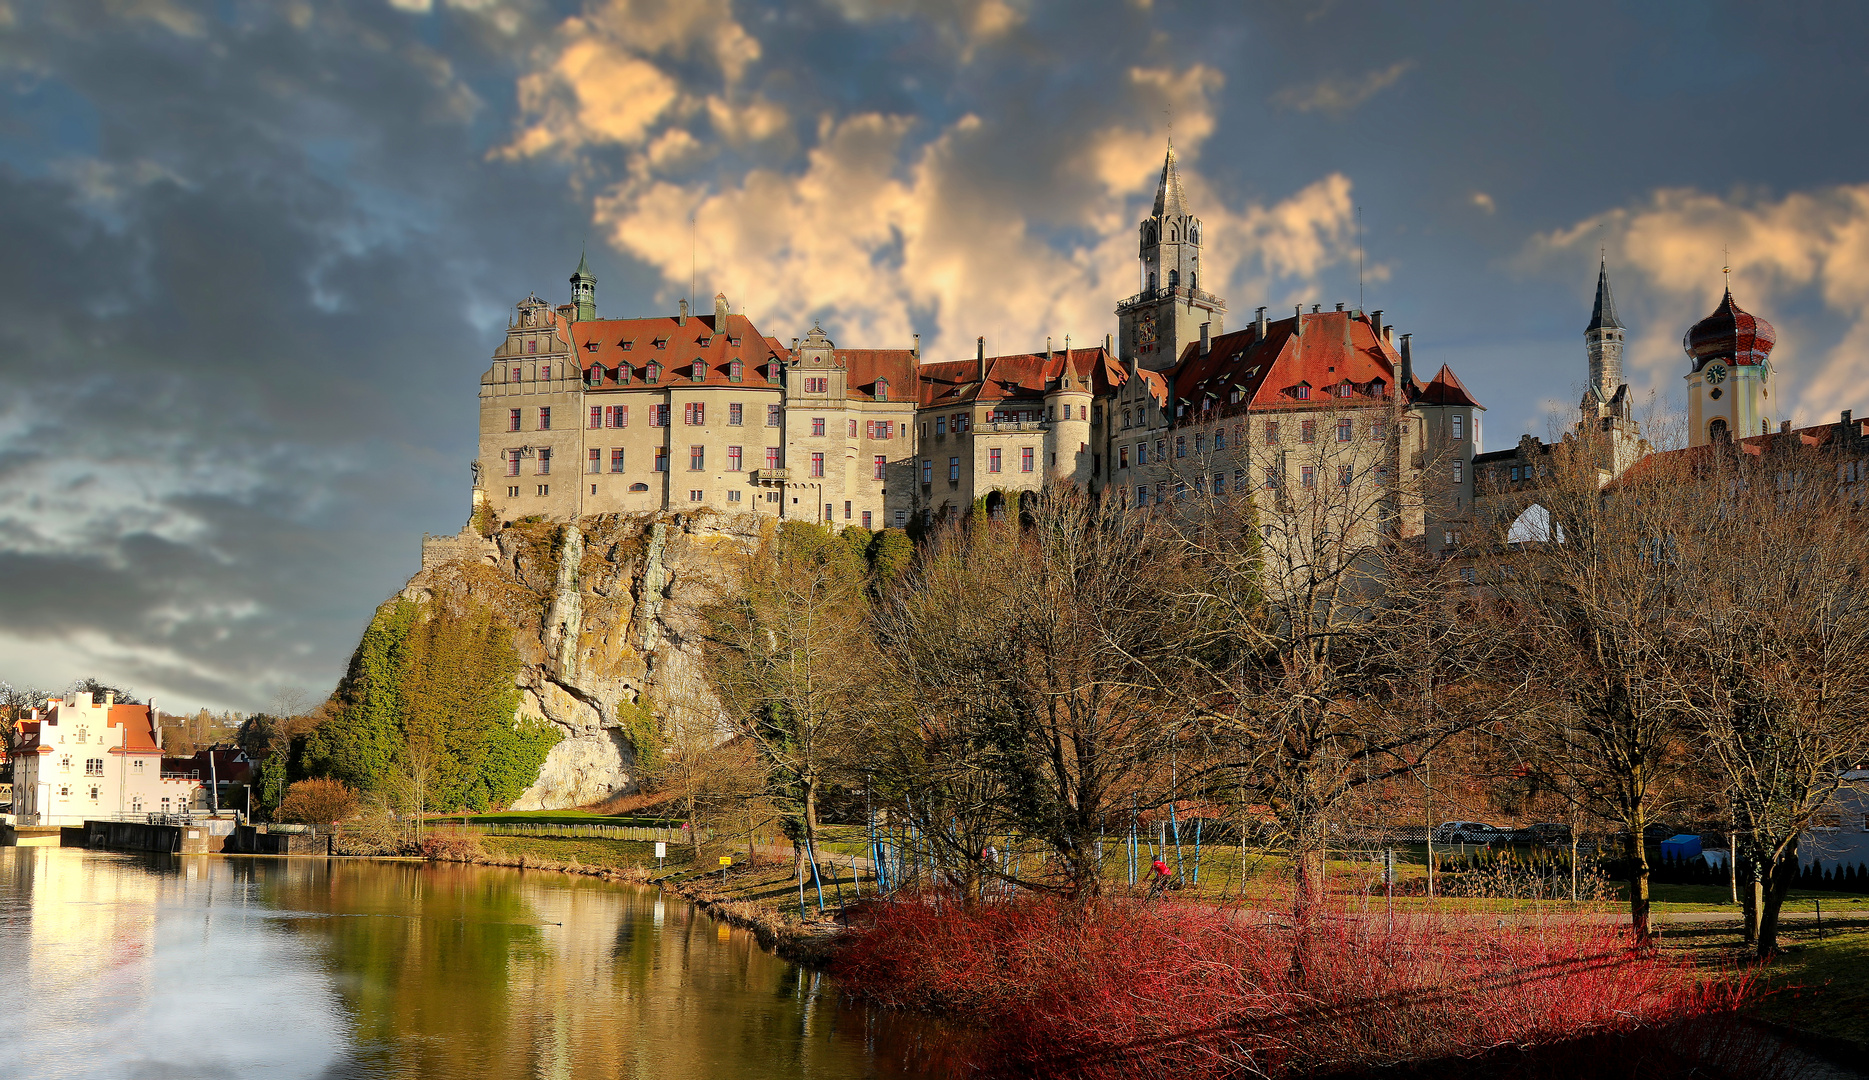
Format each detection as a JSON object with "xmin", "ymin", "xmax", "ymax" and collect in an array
[{"xmin": 410, "ymin": 510, "xmax": 766, "ymax": 809}]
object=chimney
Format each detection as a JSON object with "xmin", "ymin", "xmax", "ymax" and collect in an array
[
  {"xmin": 1255, "ymin": 307, "xmax": 1267, "ymax": 339},
  {"xmin": 1104, "ymin": 332, "xmax": 1112, "ymax": 353},
  {"xmin": 1781, "ymin": 420, "xmax": 1792, "ymax": 433},
  {"xmin": 1383, "ymin": 325, "xmax": 1394, "ymax": 343},
  {"xmin": 912, "ymin": 333, "xmax": 920, "ymax": 358},
  {"xmin": 103, "ymin": 691, "xmax": 114, "ymax": 707},
  {"xmin": 1335, "ymin": 302, "xmax": 1345, "ymax": 311},
  {"xmin": 1199, "ymin": 321, "xmax": 1211, "ymax": 357},
  {"xmin": 714, "ymin": 292, "xmax": 729, "ymax": 328},
  {"xmin": 1371, "ymin": 310, "xmax": 1384, "ymax": 334},
  {"xmin": 678, "ymin": 298, "xmax": 688, "ymax": 326},
  {"xmin": 1293, "ymin": 306, "xmax": 1303, "ymax": 338},
  {"xmin": 1399, "ymin": 333, "xmax": 1414, "ymax": 391},
  {"xmin": 1843, "ymin": 409, "xmax": 1853, "ymax": 426},
  {"xmin": 1311, "ymin": 304, "xmax": 1322, "ymax": 314},
  {"xmin": 1047, "ymin": 335, "xmax": 1053, "ymax": 356},
  {"xmin": 977, "ymin": 336, "xmax": 986, "ymax": 383}
]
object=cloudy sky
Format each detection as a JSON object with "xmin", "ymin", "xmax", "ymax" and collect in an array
[{"xmin": 2, "ymin": 0, "xmax": 1866, "ymax": 712}]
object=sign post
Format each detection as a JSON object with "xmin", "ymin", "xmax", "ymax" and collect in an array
[
  {"xmin": 655, "ymin": 840, "xmax": 666, "ymax": 872},
  {"xmin": 719, "ymin": 854, "xmax": 732, "ymax": 884}
]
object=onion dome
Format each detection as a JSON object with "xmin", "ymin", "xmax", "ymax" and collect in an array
[{"xmin": 1684, "ymin": 287, "xmax": 1775, "ymax": 371}]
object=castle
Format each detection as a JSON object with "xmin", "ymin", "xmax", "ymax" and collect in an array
[{"xmin": 473, "ymin": 145, "xmax": 1497, "ymax": 550}]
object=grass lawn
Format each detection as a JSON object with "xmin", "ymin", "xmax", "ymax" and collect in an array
[
  {"xmin": 478, "ymin": 834, "xmax": 696, "ymax": 872},
  {"xmin": 441, "ymin": 810, "xmax": 682, "ymax": 827}
]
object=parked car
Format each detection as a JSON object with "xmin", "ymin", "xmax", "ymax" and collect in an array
[
  {"xmin": 1433, "ymin": 821, "xmax": 1503, "ymax": 844},
  {"xmin": 1518, "ymin": 822, "xmax": 1573, "ymax": 845}
]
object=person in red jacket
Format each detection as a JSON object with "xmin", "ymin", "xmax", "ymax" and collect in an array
[{"xmin": 1148, "ymin": 856, "xmax": 1172, "ymax": 896}]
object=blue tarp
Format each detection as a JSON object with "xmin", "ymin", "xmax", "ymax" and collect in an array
[{"xmin": 1659, "ymin": 834, "xmax": 1702, "ymax": 860}]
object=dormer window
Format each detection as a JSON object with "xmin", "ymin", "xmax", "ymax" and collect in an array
[
  {"xmin": 616, "ymin": 365, "xmax": 630, "ymax": 384},
  {"xmin": 646, "ymin": 362, "xmax": 662, "ymax": 383},
  {"xmin": 1230, "ymin": 388, "xmax": 1242, "ymax": 404},
  {"xmin": 653, "ymin": 338, "xmax": 667, "ymax": 350},
  {"xmin": 1294, "ymin": 385, "xmax": 1310, "ymax": 400},
  {"xmin": 875, "ymin": 378, "xmax": 889, "ymax": 401},
  {"xmin": 691, "ymin": 360, "xmax": 706, "ymax": 382},
  {"xmin": 620, "ymin": 340, "xmax": 634, "ymax": 350},
  {"xmin": 728, "ymin": 336, "xmax": 742, "ymax": 346},
  {"xmin": 1370, "ymin": 378, "xmax": 1386, "ymax": 398},
  {"xmin": 1338, "ymin": 383, "xmax": 1354, "ymax": 398},
  {"xmin": 729, "ymin": 359, "xmax": 743, "ymax": 383},
  {"xmin": 586, "ymin": 366, "xmax": 601, "ymax": 386},
  {"xmin": 585, "ymin": 342, "xmax": 599, "ymax": 352}
]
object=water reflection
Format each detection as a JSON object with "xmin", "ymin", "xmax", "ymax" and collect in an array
[{"xmin": 0, "ymin": 848, "xmax": 948, "ymax": 1080}]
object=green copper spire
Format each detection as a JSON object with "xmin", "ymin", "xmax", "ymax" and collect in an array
[{"xmin": 570, "ymin": 249, "xmax": 597, "ymax": 322}]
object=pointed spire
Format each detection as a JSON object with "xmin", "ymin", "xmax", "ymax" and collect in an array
[
  {"xmin": 573, "ymin": 247, "xmax": 594, "ymax": 280},
  {"xmin": 1151, "ymin": 144, "xmax": 1186, "ymax": 220},
  {"xmin": 1587, "ymin": 259, "xmax": 1622, "ymax": 332}
]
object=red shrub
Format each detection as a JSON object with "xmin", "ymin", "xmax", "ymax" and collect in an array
[{"xmin": 835, "ymin": 895, "xmax": 1768, "ymax": 1079}]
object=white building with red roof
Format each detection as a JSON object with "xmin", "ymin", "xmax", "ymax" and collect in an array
[{"xmin": 12, "ymin": 692, "xmax": 203, "ymax": 827}]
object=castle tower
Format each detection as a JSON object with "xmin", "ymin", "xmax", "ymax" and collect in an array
[
  {"xmin": 1116, "ymin": 144, "xmax": 1225, "ymax": 371},
  {"xmin": 1685, "ymin": 285, "xmax": 1776, "ymax": 446},
  {"xmin": 1586, "ymin": 259, "xmax": 1625, "ymax": 400},
  {"xmin": 570, "ymin": 250, "xmax": 597, "ymax": 323}
]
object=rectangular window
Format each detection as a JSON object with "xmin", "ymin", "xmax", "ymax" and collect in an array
[
  {"xmin": 1337, "ymin": 419, "xmax": 1353, "ymax": 442},
  {"xmin": 1213, "ymin": 473, "xmax": 1226, "ymax": 494},
  {"xmin": 650, "ymin": 404, "xmax": 668, "ymax": 427},
  {"xmin": 862, "ymin": 511, "xmax": 872, "ymax": 529},
  {"xmin": 804, "ymin": 376, "xmax": 828, "ymax": 393},
  {"xmin": 812, "ymin": 417, "xmax": 826, "ymax": 437},
  {"xmin": 728, "ymin": 490, "xmax": 741, "ymax": 502},
  {"xmin": 654, "ymin": 448, "xmax": 668, "ymax": 473},
  {"xmin": 590, "ymin": 406, "xmax": 602, "ymax": 429},
  {"xmin": 1339, "ymin": 464, "xmax": 1353, "ymax": 487},
  {"xmin": 1300, "ymin": 420, "xmax": 1316, "ymax": 443},
  {"xmin": 1264, "ymin": 420, "xmax": 1278, "ymax": 444},
  {"xmin": 989, "ymin": 448, "xmax": 1002, "ymax": 473},
  {"xmin": 1295, "ymin": 385, "xmax": 1310, "ymax": 399},
  {"xmin": 811, "ymin": 452, "xmax": 825, "ymax": 477},
  {"xmin": 505, "ymin": 450, "xmax": 521, "ymax": 477},
  {"xmin": 894, "ymin": 510, "xmax": 907, "ymax": 528},
  {"xmin": 1453, "ymin": 460, "xmax": 1465, "ymax": 483},
  {"xmin": 1156, "ymin": 482, "xmax": 1166, "ymax": 503},
  {"xmin": 537, "ymin": 448, "xmax": 552, "ymax": 475},
  {"xmin": 85, "ymin": 758, "xmax": 103, "ymax": 776},
  {"xmin": 690, "ymin": 445, "xmax": 705, "ymax": 470},
  {"xmin": 611, "ymin": 449, "xmax": 625, "ymax": 473},
  {"xmin": 588, "ymin": 448, "xmax": 601, "ymax": 474},
  {"xmin": 1214, "ymin": 428, "xmax": 1226, "ymax": 450},
  {"xmin": 844, "ymin": 501, "xmax": 852, "ymax": 520},
  {"xmin": 848, "ymin": 419, "xmax": 858, "ymax": 438},
  {"xmin": 1119, "ymin": 446, "xmax": 1130, "ymax": 469},
  {"xmin": 1175, "ymin": 436, "xmax": 1187, "ymax": 458},
  {"xmin": 1301, "ymin": 466, "xmax": 1315, "ymax": 488},
  {"xmin": 539, "ymin": 407, "xmax": 552, "ymax": 430},
  {"xmin": 767, "ymin": 404, "xmax": 781, "ymax": 426},
  {"xmin": 922, "ymin": 459, "xmax": 933, "ymax": 484},
  {"xmin": 1452, "ymin": 414, "xmax": 1464, "ymax": 440},
  {"xmin": 873, "ymin": 455, "xmax": 886, "ymax": 480},
  {"xmin": 730, "ymin": 403, "xmax": 743, "ymax": 426},
  {"xmin": 766, "ymin": 447, "xmax": 781, "ymax": 470},
  {"xmin": 1156, "ymin": 439, "xmax": 1166, "ymax": 461},
  {"xmin": 1021, "ymin": 447, "xmax": 1034, "ymax": 472},
  {"xmin": 606, "ymin": 405, "xmax": 628, "ymax": 428},
  {"xmin": 728, "ymin": 446, "xmax": 743, "ymax": 471},
  {"xmin": 936, "ymin": 416, "xmax": 947, "ymax": 435},
  {"xmin": 949, "ymin": 457, "xmax": 961, "ymax": 481},
  {"xmin": 509, "ymin": 408, "xmax": 521, "ymax": 433}
]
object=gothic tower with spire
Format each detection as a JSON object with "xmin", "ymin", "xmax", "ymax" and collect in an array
[
  {"xmin": 1116, "ymin": 144, "xmax": 1225, "ymax": 371},
  {"xmin": 1586, "ymin": 259, "xmax": 1625, "ymax": 400},
  {"xmin": 570, "ymin": 250, "xmax": 597, "ymax": 323}
]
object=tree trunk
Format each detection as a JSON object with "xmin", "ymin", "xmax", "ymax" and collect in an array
[
  {"xmin": 1755, "ymin": 839, "xmax": 1800, "ymax": 958},
  {"xmin": 1623, "ymin": 827, "xmax": 1652, "ymax": 939}
]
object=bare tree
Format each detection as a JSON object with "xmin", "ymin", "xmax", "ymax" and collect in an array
[
  {"xmin": 644, "ymin": 672, "xmax": 769, "ymax": 859},
  {"xmin": 1478, "ymin": 430, "xmax": 1698, "ymax": 938},
  {"xmin": 705, "ymin": 522, "xmax": 873, "ymax": 878},
  {"xmin": 1665, "ymin": 440, "xmax": 1869, "ymax": 956},
  {"xmin": 0, "ymin": 682, "xmax": 49, "ymax": 785}
]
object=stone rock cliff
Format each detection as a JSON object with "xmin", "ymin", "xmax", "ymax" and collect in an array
[{"xmin": 409, "ymin": 510, "xmax": 766, "ymax": 810}]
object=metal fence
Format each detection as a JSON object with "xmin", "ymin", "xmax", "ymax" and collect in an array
[{"xmin": 471, "ymin": 822, "xmax": 694, "ymax": 843}]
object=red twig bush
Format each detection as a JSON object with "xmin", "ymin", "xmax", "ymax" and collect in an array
[{"xmin": 835, "ymin": 894, "xmax": 1772, "ymax": 1079}]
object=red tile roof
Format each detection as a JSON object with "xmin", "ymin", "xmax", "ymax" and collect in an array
[
  {"xmin": 828, "ymin": 349, "xmax": 919, "ymax": 402},
  {"xmin": 13, "ymin": 702, "xmax": 162, "ymax": 755},
  {"xmin": 1416, "ymin": 364, "xmax": 1482, "ymax": 408},
  {"xmin": 917, "ymin": 347, "xmax": 1119, "ymax": 408},
  {"xmin": 1171, "ymin": 310, "xmax": 1401, "ymax": 413},
  {"xmin": 572, "ymin": 313, "xmax": 787, "ymax": 391}
]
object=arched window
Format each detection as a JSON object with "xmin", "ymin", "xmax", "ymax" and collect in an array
[
  {"xmin": 1168, "ymin": 269, "xmax": 1179, "ymax": 289},
  {"xmin": 1709, "ymin": 418, "xmax": 1730, "ymax": 443},
  {"xmin": 874, "ymin": 378, "xmax": 888, "ymax": 401},
  {"xmin": 1148, "ymin": 272, "xmax": 1157, "ymax": 292}
]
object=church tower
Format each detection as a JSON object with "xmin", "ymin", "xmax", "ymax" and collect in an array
[
  {"xmin": 570, "ymin": 250, "xmax": 597, "ymax": 323},
  {"xmin": 1116, "ymin": 144, "xmax": 1225, "ymax": 371},
  {"xmin": 1685, "ymin": 285, "xmax": 1776, "ymax": 446},
  {"xmin": 1586, "ymin": 259, "xmax": 1625, "ymax": 400}
]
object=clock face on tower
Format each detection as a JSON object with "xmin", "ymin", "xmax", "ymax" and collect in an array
[
  {"xmin": 1136, "ymin": 309, "xmax": 1158, "ymax": 352},
  {"xmin": 1705, "ymin": 362, "xmax": 1728, "ymax": 386}
]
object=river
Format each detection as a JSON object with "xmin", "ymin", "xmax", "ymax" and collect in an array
[{"xmin": 0, "ymin": 847, "xmax": 950, "ymax": 1079}]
